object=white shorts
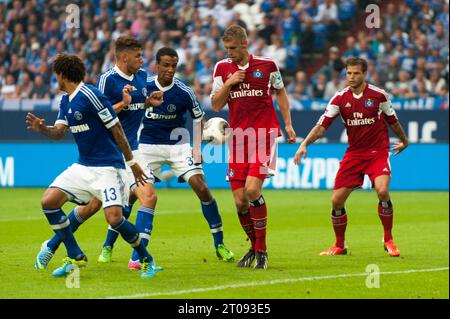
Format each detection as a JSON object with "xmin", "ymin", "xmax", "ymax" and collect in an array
[
  {"xmin": 138, "ymin": 143, "xmax": 203, "ymax": 182},
  {"xmin": 50, "ymin": 163, "xmax": 128, "ymax": 208},
  {"xmin": 125, "ymin": 150, "xmax": 155, "ymax": 191}
]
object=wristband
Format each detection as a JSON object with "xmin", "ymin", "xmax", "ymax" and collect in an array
[{"xmin": 126, "ymin": 158, "xmax": 136, "ymax": 166}]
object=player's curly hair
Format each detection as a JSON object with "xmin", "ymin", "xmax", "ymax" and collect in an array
[
  {"xmin": 52, "ymin": 53, "xmax": 86, "ymax": 83},
  {"xmin": 115, "ymin": 35, "xmax": 143, "ymax": 55},
  {"xmin": 222, "ymin": 25, "xmax": 248, "ymax": 43},
  {"xmin": 346, "ymin": 57, "xmax": 368, "ymax": 73}
]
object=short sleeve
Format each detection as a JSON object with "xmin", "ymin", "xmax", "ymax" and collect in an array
[
  {"xmin": 54, "ymin": 96, "xmax": 68, "ymax": 126},
  {"xmin": 269, "ymin": 61, "xmax": 284, "ymax": 89},
  {"xmin": 186, "ymin": 89, "xmax": 204, "ymax": 121},
  {"xmin": 81, "ymin": 86, "xmax": 119, "ymax": 129},
  {"xmin": 210, "ymin": 62, "xmax": 224, "ymax": 97},
  {"xmin": 379, "ymin": 92, "xmax": 398, "ymax": 125},
  {"xmin": 95, "ymin": 94, "xmax": 119, "ymax": 129},
  {"xmin": 97, "ymin": 73, "xmax": 114, "ymax": 97},
  {"xmin": 317, "ymin": 95, "xmax": 341, "ymax": 129}
]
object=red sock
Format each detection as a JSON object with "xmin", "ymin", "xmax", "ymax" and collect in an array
[
  {"xmin": 249, "ymin": 196, "xmax": 267, "ymax": 253},
  {"xmin": 378, "ymin": 200, "xmax": 393, "ymax": 242},
  {"xmin": 238, "ymin": 211, "xmax": 256, "ymax": 250},
  {"xmin": 332, "ymin": 208, "xmax": 347, "ymax": 248}
]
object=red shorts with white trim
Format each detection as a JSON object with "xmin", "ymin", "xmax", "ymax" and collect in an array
[
  {"xmin": 226, "ymin": 134, "xmax": 278, "ymax": 190},
  {"xmin": 334, "ymin": 151, "xmax": 391, "ymax": 190}
]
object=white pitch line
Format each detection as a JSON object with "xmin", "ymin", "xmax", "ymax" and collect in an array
[
  {"xmin": 0, "ymin": 216, "xmax": 43, "ymax": 222},
  {"xmin": 105, "ymin": 267, "xmax": 449, "ymax": 299}
]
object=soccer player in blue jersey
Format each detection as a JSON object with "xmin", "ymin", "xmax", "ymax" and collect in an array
[
  {"xmin": 26, "ymin": 53, "xmax": 156, "ymax": 278},
  {"xmin": 34, "ymin": 36, "xmax": 164, "ymax": 270},
  {"xmin": 128, "ymin": 47, "xmax": 234, "ymax": 268},
  {"xmin": 89, "ymin": 35, "xmax": 163, "ymax": 266}
]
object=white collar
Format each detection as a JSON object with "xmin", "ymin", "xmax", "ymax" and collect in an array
[
  {"xmin": 69, "ymin": 82, "xmax": 84, "ymax": 102},
  {"xmin": 114, "ymin": 65, "xmax": 134, "ymax": 81},
  {"xmin": 237, "ymin": 62, "xmax": 249, "ymax": 70},
  {"xmin": 352, "ymin": 92, "xmax": 363, "ymax": 99},
  {"xmin": 155, "ymin": 77, "xmax": 175, "ymax": 92},
  {"xmin": 237, "ymin": 54, "xmax": 251, "ymax": 70}
]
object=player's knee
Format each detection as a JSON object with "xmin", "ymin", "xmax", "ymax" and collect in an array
[
  {"xmin": 83, "ymin": 200, "xmax": 102, "ymax": 217},
  {"xmin": 235, "ymin": 199, "xmax": 249, "ymax": 212},
  {"xmin": 196, "ymin": 183, "xmax": 212, "ymax": 201},
  {"xmin": 41, "ymin": 194, "xmax": 60, "ymax": 209},
  {"xmin": 331, "ymin": 194, "xmax": 346, "ymax": 210},
  {"xmin": 244, "ymin": 186, "xmax": 260, "ymax": 201},
  {"xmin": 40, "ymin": 196, "xmax": 53, "ymax": 209},
  {"xmin": 140, "ymin": 192, "xmax": 157, "ymax": 207},
  {"xmin": 376, "ymin": 188, "xmax": 390, "ymax": 201},
  {"xmin": 105, "ymin": 210, "xmax": 123, "ymax": 226}
]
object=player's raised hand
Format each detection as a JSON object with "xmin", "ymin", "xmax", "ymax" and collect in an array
[
  {"xmin": 226, "ymin": 70, "xmax": 246, "ymax": 87},
  {"xmin": 26, "ymin": 112, "xmax": 45, "ymax": 132},
  {"xmin": 293, "ymin": 144, "xmax": 307, "ymax": 165},
  {"xmin": 285, "ymin": 125, "xmax": 296, "ymax": 144},
  {"xmin": 130, "ymin": 162, "xmax": 148, "ymax": 187},
  {"xmin": 122, "ymin": 84, "xmax": 133, "ymax": 106},
  {"xmin": 391, "ymin": 141, "xmax": 408, "ymax": 156},
  {"xmin": 145, "ymin": 91, "xmax": 164, "ymax": 107}
]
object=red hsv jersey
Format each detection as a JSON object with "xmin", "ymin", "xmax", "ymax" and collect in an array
[
  {"xmin": 210, "ymin": 54, "xmax": 283, "ymax": 134},
  {"xmin": 318, "ymin": 83, "xmax": 398, "ymax": 156}
]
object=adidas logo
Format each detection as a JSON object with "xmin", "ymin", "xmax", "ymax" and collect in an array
[
  {"xmin": 345, "ymin": 102, "xmax": 351, "ymax": 108},
  {"xmin": 383, "ymin": 168, "xmax": 389, "ymax": 172},
  {"xmin": 68, "ymin": 108, "xmax": 72, "ymax": 113}
]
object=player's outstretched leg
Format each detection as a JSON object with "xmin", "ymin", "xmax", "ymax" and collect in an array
[
  {"xmin": 321, "ymin": 188, "xmax": 352, "ymax": 256},
  {"xmin": 320, "ymin": 208, "xmax": 348, "ymax": 256},
  {"xmin": 40, "ymin": 188, "xmax": 88, "ymax": 277},
  {"xmin": 201, "ymin": 198, "xmax": 234, "ymax": 262},
  {"xmin": 128, "ymin": 205, "xmax": 163, "ymax": 271},
  {"xmin": 248, "ymin": 195, "xmax": 268, "ymax": 269},
  {"xmin": 232, "ymin": 184, "xmax": 256, "ymax": 267},
  {"xmin": 36, "ymin": 205, "xmax": 92, "ymax": 269},
  {"xmin": 109, "ymin": 214, "xmax": 155, "ymax": 279},
  {"xmin": 98, "ymin": 204, "xmax": 132, "ymax": 263},
  {"xmin": 128, "ymin": 183, "xmax": 163, "ymax": 271},
  {"xmin": 378, "ymin": 200, "xmax": 399, "ymax": 256},
  {"xmin": 189, "ymin": 174, "xmax": 234, "ymax": 262},
  {"xmin": 374, "ymin": 175, "xmax": 400, "ymax": 257}
]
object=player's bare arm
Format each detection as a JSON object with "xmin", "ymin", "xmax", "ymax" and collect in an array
[
  {"xmin": 26, "ymin": 112, "xmax": 68, "ymax": 139},
  {"xmin": 275, "ymin": 88, "xmax": 296, "ymax": 143},
  {"xmin": 211, "ymin": 70, "xmax": 245, "ymax": 112},
  {"xmin": 389, "ymin": 121, "xmax": 409, "ymax": 155},
  {"xmin": 112, "ymin": 84, "xmax": 133, "ymax": 113},
  {"xmin": 109, "ymin": 121, "xmax": 148, "ymax": 186},
  {"xmin": 145, "ymin": 91, "xmax": 164, "ymax": 108},
  {"xmin": 293, "ymin": 125, "xmax": 326, "ymax": 165}
]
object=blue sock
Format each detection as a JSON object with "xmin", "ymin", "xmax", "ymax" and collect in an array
[
  {"xmin": 201, "ymin": 198, "xmax": 224, "ymax": 248},
  {"xmin": 47, "ymin": 207, "xmax": 85, "ymax": 252},
  {"xmin": 131, "ymin": 206, "xmax": 154, "ymax": 262},
  {"xmin": 112, "ymin": 217, "xmax": 153, "ymax": 264},
  {"xmin": 42, "ymin": 208, "xmax": 83, "ymax": 259},
  {"xmin": 103, "ymin": 205, "xmax": 132, "ymax": 248}
]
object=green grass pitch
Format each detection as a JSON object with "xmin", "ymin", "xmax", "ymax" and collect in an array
[{"xmin": 0, "ymin": 188, "xmax": 448, "ymax": 299}]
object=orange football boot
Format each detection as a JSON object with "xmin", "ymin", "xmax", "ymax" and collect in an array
[
  {"xmin": 384, "ymin": 240, "xmax": 400, "ymax": 257},
  {"xmin": 320, "ymin": 245, "xmax": 347, "ymax": 256}
]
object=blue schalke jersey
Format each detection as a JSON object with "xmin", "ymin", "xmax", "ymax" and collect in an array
[
  {"xmin": 140, "ymin": 77, "xmax": 204, "ymax": 145},
  {"xmin": 55, "ymin": 82, "xmax": 125, "ymax": 169},
  {"xmin": 97, "ymin": 66, "xmax": 149, "ymax": 150}
]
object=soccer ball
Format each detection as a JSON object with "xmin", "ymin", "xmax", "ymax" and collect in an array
[{"xmin": 203, "ymin": 117, "xmax": 230, "ymax": 145}]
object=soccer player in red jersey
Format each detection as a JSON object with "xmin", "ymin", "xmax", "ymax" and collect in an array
[
  {"xmin": 210, "ymin": 25, "xmax": 296, "ymax": 269},
  {"xmin": 294, "ymin": 57, "xmax": 409, "ymax": 257}
]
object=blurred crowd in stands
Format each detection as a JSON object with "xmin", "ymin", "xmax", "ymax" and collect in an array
[{"xmin": 0, "ymin": 0, "xmax": 448, "ymax": 107}]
